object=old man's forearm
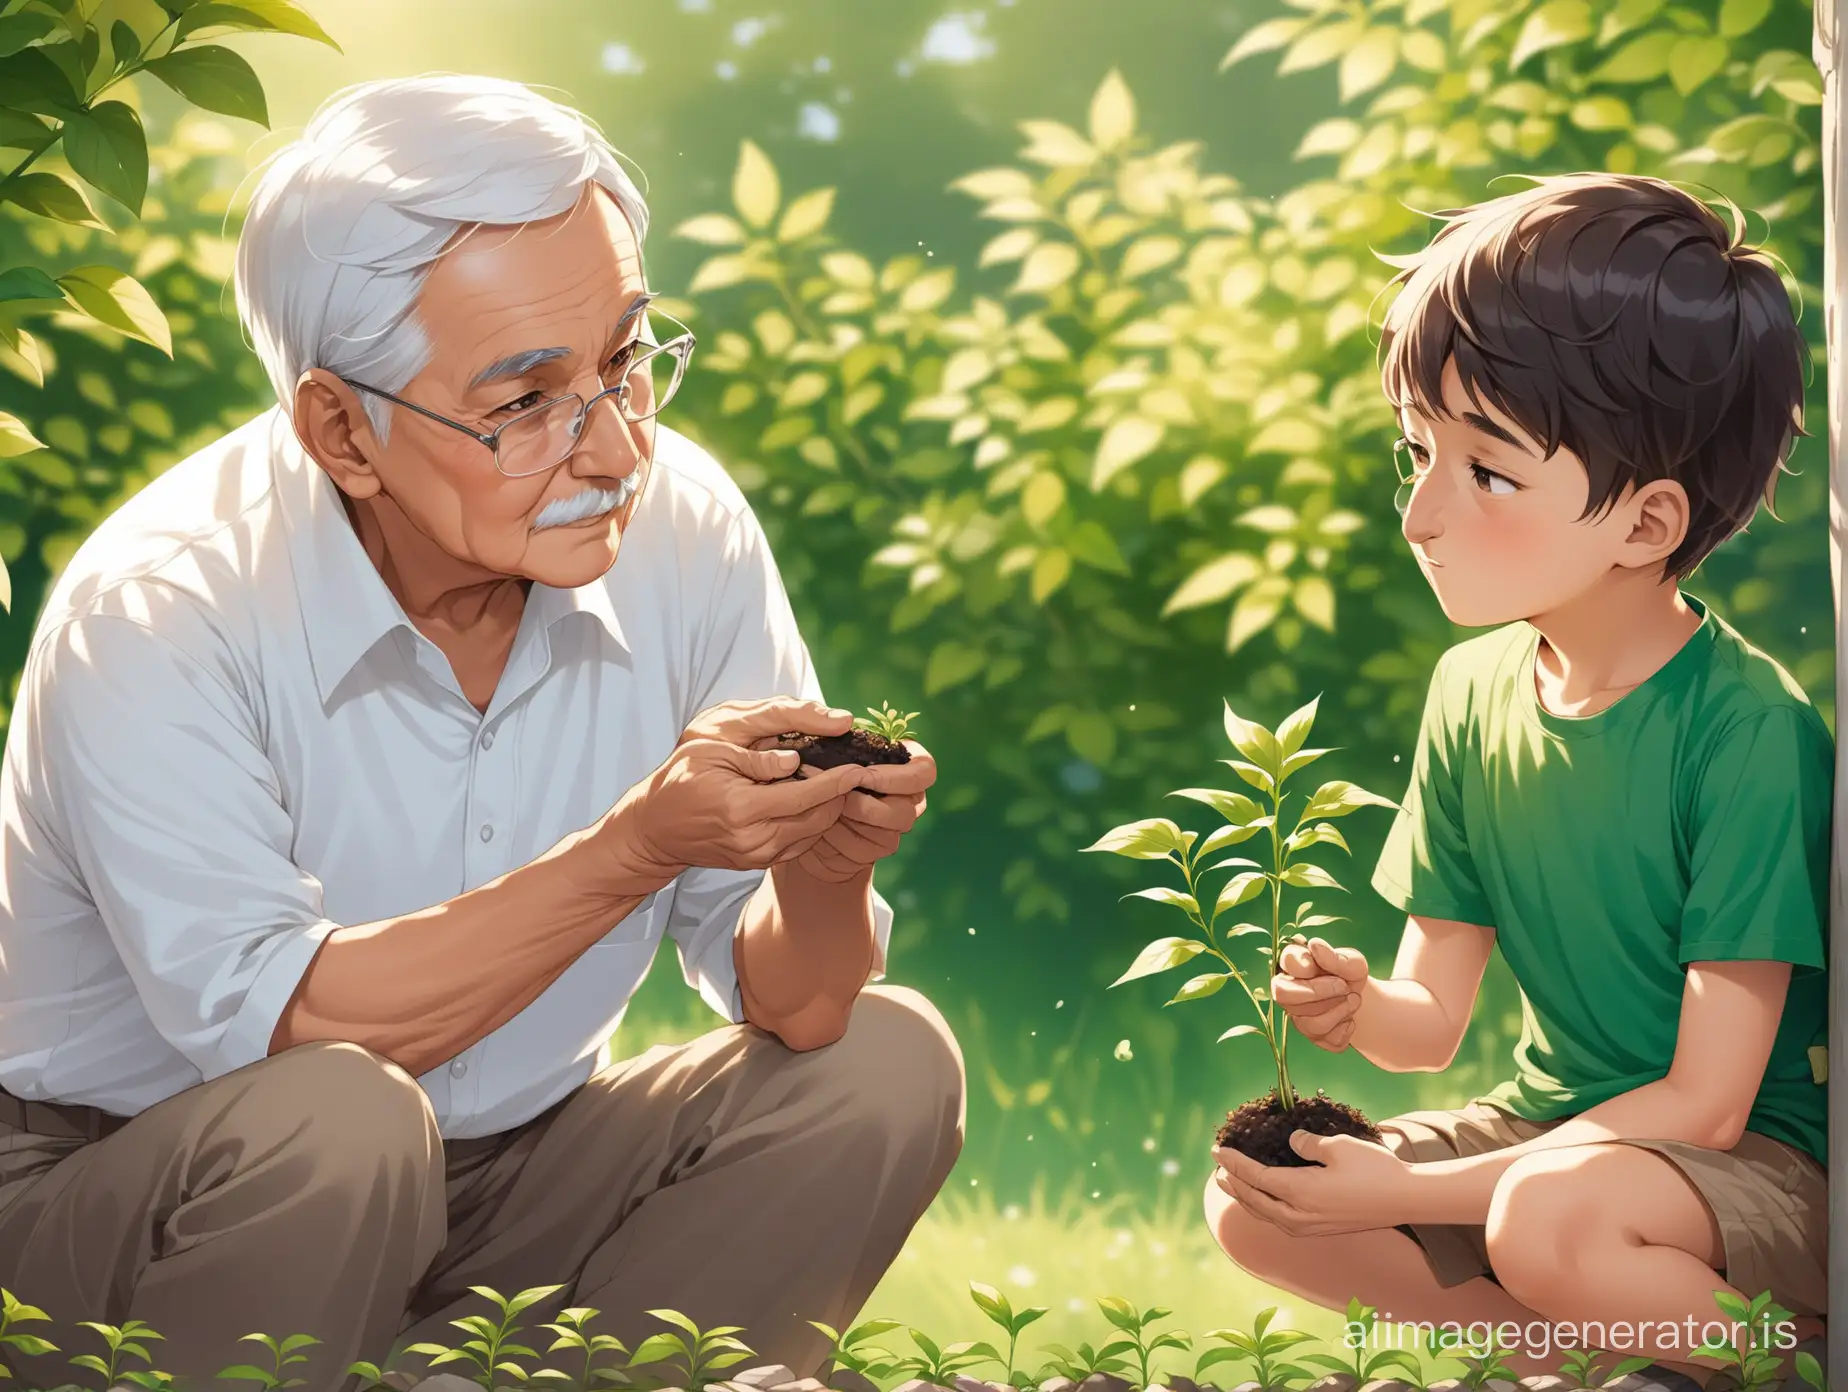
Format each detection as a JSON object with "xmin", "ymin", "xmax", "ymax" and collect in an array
[
  {"xmin": 734, "ymin": 860, "xmax": 878, "ymax": 1050},
  {"xmin": 269, "ymin": 808, "xmax": 679, "ymax": 1077}
]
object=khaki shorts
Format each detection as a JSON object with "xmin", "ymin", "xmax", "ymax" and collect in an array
[{"xmin": 1381, "ymin": 1100, "xmax": 1826, "ymax": 1320}]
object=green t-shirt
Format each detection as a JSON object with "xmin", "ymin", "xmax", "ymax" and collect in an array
[{"xmin": 1371, "ymin": 595, "xmax": 1831, "ymax": 1165}]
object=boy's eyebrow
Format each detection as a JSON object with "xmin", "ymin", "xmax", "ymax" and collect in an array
[{"xmin": 1462, "ymin": 410, "xmax": 1537, "ymax": 457}]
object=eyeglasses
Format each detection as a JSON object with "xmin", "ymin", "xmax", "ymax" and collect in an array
[
  {"xmin": 1391, "ymin": 434, "xmax": 1430, "ymax": 516},
  {"xmin": 340, "ymin": 309, "xmax": 696, "ymax": 479}
]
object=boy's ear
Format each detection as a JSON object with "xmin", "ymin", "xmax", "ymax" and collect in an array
[{"xmin": 1616, "ymin": 477, "xmax": 1691, "ymax": 572}]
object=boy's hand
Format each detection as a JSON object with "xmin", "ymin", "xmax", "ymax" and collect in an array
[{"xmin": 1272, "ymin": 937, "xmax": 1370, "ymax": 1052}]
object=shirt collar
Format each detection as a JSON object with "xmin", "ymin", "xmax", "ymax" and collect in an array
[{"xmin": 271, "ymin": 408, "xmax": 631, "ymax": 709}]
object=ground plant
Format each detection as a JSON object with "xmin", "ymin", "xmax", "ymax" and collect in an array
[
  {"xmin": 1195, "ymin": 1306, "xmax": 1316, "ymax": 1390},
  {"xmin": 1300, "ymin": 1299, "xmax": 1423, "ymax": 1386},
  {"xmin": 968, "ymin": 1282, "xmax": 1049, "ymax": 1390},
  {"xmin": 1553, "ymin": 1346, "xmax": 1656, "ymax": 1390}
]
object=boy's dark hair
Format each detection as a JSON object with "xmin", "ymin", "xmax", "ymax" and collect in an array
[{"xmin": 1375, "ymin": 171, "xmax": 1809, "ymax": 579}]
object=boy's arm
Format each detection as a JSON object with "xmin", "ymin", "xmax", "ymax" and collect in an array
[
  {"xmin": 1393, "ymin": 957, "xmax": 1790, "ymax": 1226},
  {"xmin": 1346, "ymin": 915, "xmax": 1496, "ymax": 1072}
]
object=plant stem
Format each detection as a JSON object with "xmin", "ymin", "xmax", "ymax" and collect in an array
[{"xmin": 1268, "ymin": 784, "xmax": 1296, "ymax": 1110}]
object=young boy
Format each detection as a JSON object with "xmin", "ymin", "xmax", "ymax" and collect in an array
[{"xmin": 1204, "ymin": 172, "xmax": 1829, "ymax": 1389}]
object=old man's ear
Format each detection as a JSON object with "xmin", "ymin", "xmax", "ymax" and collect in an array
[{"xmin": 294, "ymin": 368, "xmax": 387, "ymax": 500}]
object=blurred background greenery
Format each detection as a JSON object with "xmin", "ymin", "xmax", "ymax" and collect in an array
[{"xmin": 0, "ymin": 0, "xmax": 1832, "ymax": 1354}]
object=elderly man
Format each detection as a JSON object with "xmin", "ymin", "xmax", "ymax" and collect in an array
[{"xmin": 0, "ymin": 75, "xmax": 962, "ymax": 1392}]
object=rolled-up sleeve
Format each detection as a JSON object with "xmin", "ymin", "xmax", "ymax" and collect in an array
[
  {"xmin": 664, "ymin": 504, "xmax": 894, "ymax": 1022},
  {"xmin": 26, "ymin": 611, "xmax": 339, "ymax": 1080}
]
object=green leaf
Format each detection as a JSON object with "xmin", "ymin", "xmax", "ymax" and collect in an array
[
  {"xmin": 507, "ymin": 1285, "xmax": 566, "ymax": 1316},
  {"xmin": 143, "ymin": 45, "xmax": 269, "ymax": 125},
  {"xmin": 1301, "ymin": 780, "xmax": 1398, "ymax": 820},
  {"xmin": 1167, "ymin": 972, "xmax": 1229, "ymax": 1004},
  {"xmin": 1590, "ymin": 30, "xmax": 1675, "ymax": 82},
  {"xmin": 0, "ymin": 267, "xmax": 63, "ymax": 302},
  {"xmin": 1110, "ymin": 936, "xmax": 1205, "ymax": 987},
  {"xmin": 1091, "ymin": 416, "xmax": 1164, "ymax": 490},
  {"xmin": 1222, "ymin": 700, "xmax": 1281, "ymax": 771},
  {"xmin": 1280, "ymin": 863, "xmax": 1343, "ymax": 891},
  {"xmin": 732, "ymin": 139, "xmax": 780, "ymax": 228},
  {"xmin": 1275, "ymin": 696, "xmax": 1319, "ymax": 760},
  {"xmin": 1667, "ymin": 35, "xmax": 1726, "ymax": 95},
  {"xmin": 0, "ymin": 11, "xmax": 60, "ymax": 58},
  {"xmin": 1124, "ymin": 886, "xmax": 1200, "ymax": 914},
  {"xmin": 1507, "ymin": 0, "xmax": 1592, "ymax": 70},
  {"xmin": 1167, "ymin": 788, "xmax": 1263, "ymax": 824},
  {"xmin": 1215, "ymin": 872, "xmax": 1269, "ymax": 914},
  {"xmin": 627, "ymin": 1334, "xmax": 689, "ymax": 1368},
  {"xmin": 1221, "ymin": 16, "xmax": 1309, "ymax": 69},
  {"xmin": 923, "ymin": 640, "xmax": 985, "ymax": 694},
  {"xmin": 176, "ymin": 0, "xmax": 341, "ymax": 47},
  {"xmin": 1223, "ymin": 760, "xmax": 1275, "ymax": 794},
  {"xmin": 61, "ymin": 101, "xmax": 149, "ymax": 214},
  {"xmin": 1066, "ymin": 520, "xmax": 1130, "ymax": 574},
  {"xmin": 1197, "ymin": 822, "xmax": 1262, "ymax": 856},
  {"xmin": 777, "ymin": 186, "xmax": 835, "ymax": 242},
  {"xmin": 1217, "ymin": 1024, "xmax": 1265, "ymax": 1044},
  {"xmin": 0, "ymin": 47, "xmax": 80, "ymax": 114},
  {"xmin": 0, "ymin": 1333, "xmax": 52, "ymax": 1356},
  {"xmin": 59, "ymin": 265, "xmax": 173, "ymax": 355},
  {"xmin": 217, "ymin": 1364, "xmax": 283, "ymax": 1386},
  {"xmin": 969, "ymin": 1283, "xmax": 1011, "ymax": 1329},
  {"xmin": 0, "ymin": 411, "xmax": 46, "ymax": 457},
  {"xmin": 1082, "ymin": 817, "xmax": 1188, "ymax": 860},
  {"xmin": 1718, "ymin": 0, "xmax": 1771, "ymax": 37},
  {"xmin": 110, "ymin": 19, "xmax": 141, "ymax": 68},
  {"xmin": 2, "ymin": 172, "xmax": 104, "ymax": 227}
]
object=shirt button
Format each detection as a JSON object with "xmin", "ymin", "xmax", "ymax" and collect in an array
[
  {"xmin": 450, "ymin": 1059, "xmax": 468, "ymax": 1078},
  {"xmin": 479, "ymin": 824, "xmax": 494, "ymax": 843},
  {"xmin": 479, "ymin": 731, "xmax": 494, "ymax": 750}
]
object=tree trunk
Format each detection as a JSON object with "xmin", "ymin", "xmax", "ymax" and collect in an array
[{"xmin": 1818, "ymin": 1, "xmax": 1846, "ymax": 1385}]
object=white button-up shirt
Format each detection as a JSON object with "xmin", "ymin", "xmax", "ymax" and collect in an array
[{"xmin": 0, "ymin": 406, "xmax": 892, "ymax": 1137}]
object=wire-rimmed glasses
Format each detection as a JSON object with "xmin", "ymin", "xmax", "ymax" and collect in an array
[
  {"xmin": 1391, "ymin": 434, "xmax": 1430, "ymax": 516},
  {"xmin": 339, "ymin": 309, "xmax": 696, "ymax": 479}
]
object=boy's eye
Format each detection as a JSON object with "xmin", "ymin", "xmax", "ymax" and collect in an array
[{"xmin": 1469, "ymin": 461, "xmax": 1519, "ymax": 496}]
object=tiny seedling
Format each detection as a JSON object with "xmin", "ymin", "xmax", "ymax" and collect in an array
[
  {"xmin": 1555, "ymin": 1347, "xmax": 1656, "ymax": 1388},
  {"xmin": 1698, "ymin": 1290, "xmax": 1804, "ymax": 1392},
  {"xmin": 216, "ymin": 1333, "xmax": 320, "ymax": 1390},
  {"xmin": 69, "ymin": 1320, "xmax": 171, "ymax": 1392},
  {"xmin": 882, "ymin": 1328, "xmax": 1002, "ymax": 1388},
  {"xmin": 405, "ymin": 1283, "xmax": 564, "ymax": 1392},
  {"xmin": 1429, "ymin": 1327, "xmax": 1518, "ymax": 1391},
  {"xmin": 1035, "ymin": 1340, "xmax": 1136, "ymax": 1385},
  {"xmin": 1297, "ymin": 1299, "xmax": 1423, "ymax": 1386},
  {"xmin": 807, "ymin": 1317, "xmax": 907, "ymax": 1388},
  {"xmin": 856, "ymin": 702, "xmax": 920, "ymax": 744},
  {"xmin": 534, "ymin": 1307, "xmax": 631, "ymax": 1391},
  {"xmin": 1794, "ymin": 1348, "xmax": 1827, "ymax": 1392},
  {"xmin": 1092, "ymin": 1300, "xmax": 1191, "ymax": 1389},
  {"xmin": 969, "ymin": 1282, "xmax": 1049, "ymax": 1389},
  {"xmin": 625, "ymin": 1309, "xmax": 754, "ymax": 1392},
  {"xmin": 0, "ymin": 1290, "xmax": 58, "ymax": 1380},
  {"xmin": 1083, "ymin": 696, "xmax": 1396, "ymax": 1117},
  {"xmin": 1195, "ymin": 1307, "xmax": 1317, "ymax": 1390}
]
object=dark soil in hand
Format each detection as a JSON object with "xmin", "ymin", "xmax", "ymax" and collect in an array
[
  {"xmin": 1215, "ymin": 1087, "xmax": 1382, "ymax": 1167},
  {"xmin": 771, "ymin": 729, "xmax": 911, "ymax": 769}
]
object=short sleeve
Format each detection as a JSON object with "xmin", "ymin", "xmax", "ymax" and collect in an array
[
  {"xmin": 1371, "ymin": 655, "xmax": 1494, "ymax": 925},
  {"xmin": 1678, "ymin": 708, "xmax": 1831, "ymax": 972},
  {"xmin": 662, "ymin": 504, "xmax": 892, "ymax": 1022},
  {"xmin": 23, "ymin": 611, "xmax": 340, "ymax": 1081}
]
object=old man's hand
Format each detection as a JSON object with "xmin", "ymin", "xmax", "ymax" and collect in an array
[
  {"xmin": 624, "ymin": 697, "xmax": 866, "ymax": 875},
  {"xmin": 790, "ymin": 739, "xmax": 936, "ymax": 884}
]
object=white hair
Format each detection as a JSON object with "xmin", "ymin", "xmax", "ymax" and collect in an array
[{"xmin": 234, "ymin": 73, "xmax": 650, "ymax": 441}]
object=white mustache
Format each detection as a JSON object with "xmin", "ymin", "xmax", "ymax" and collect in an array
[{"xmin": 532, "ymin": 474, "xmax": 639, "ymax": 530}]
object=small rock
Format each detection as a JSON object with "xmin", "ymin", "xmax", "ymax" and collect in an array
[
  {"xmin": 1517, "ymin": 1377, "xmax": 1575, "ymax": 1392},
  {"xmin": 1306, "ymin": 1376, "xmax": 1360, "ymax": 1392},
  {"xmin": 893, "ymin": 1380, "xmax": 956, "ymax": 1392},
  {"xmin": 405, "ymin": 1378, "xmax": 481, "ymax": 1392},
  {"xmin": 1476, "ymin": 1381, "xmax": 1519, "ymax": 1392},
  {"xmin": 1039, "ymin": 1381, "xmax": 1078, "ymax": 1392},
  {"xmin": 1077, "ymin": 1376, "xmax": 1135, "ymax": 1392},
  {"xmin": 953, "ymin": 1377, "xmax": 1011, "ymax": 1392},
  {"xmin": 1357, "ymin": 1381, "xmax": 1416, "ymax": 1392},
  {"xmin": 776, "ymin": 1381, "xmax": 830, "ymax": 1392},
  {"xmin": 830, "ymin": 1373, "xmax": 883, "ymax": 1392},
  {"xmin": 735, "ymin": 1369, "xmax": 801, "ymax": 1390},
  {"xmin": 1426, "ymin": 1381, "xmax": 1469, "ymax": 1392}
]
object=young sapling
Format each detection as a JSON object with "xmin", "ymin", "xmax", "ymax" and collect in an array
[
  {"xmin": 771, "ymin": 701, "xmax": 916, "ymax": 770},
  {"xmin": 1083, "ymin": 695, "xmax": 1395, "ymax": 1165}
]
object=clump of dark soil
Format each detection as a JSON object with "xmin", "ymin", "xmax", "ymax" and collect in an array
[
  {"xmin": 1215, "ymin": 1087, "xmax": 1382, "ymax": 1167},
  {"xmin": 770, "ymin": 729, "xmax": 912, "ymax": 770}
]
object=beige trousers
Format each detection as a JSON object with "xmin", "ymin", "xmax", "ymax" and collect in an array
[{"xmin": 0, "ymin": 985, "xmax": 965, "ymax": 1392}]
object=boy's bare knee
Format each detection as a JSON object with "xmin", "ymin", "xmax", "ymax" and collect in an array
[{"xmin": 1204, "ymin": 1177, "xmax": 1293, "ymax": 1273}]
